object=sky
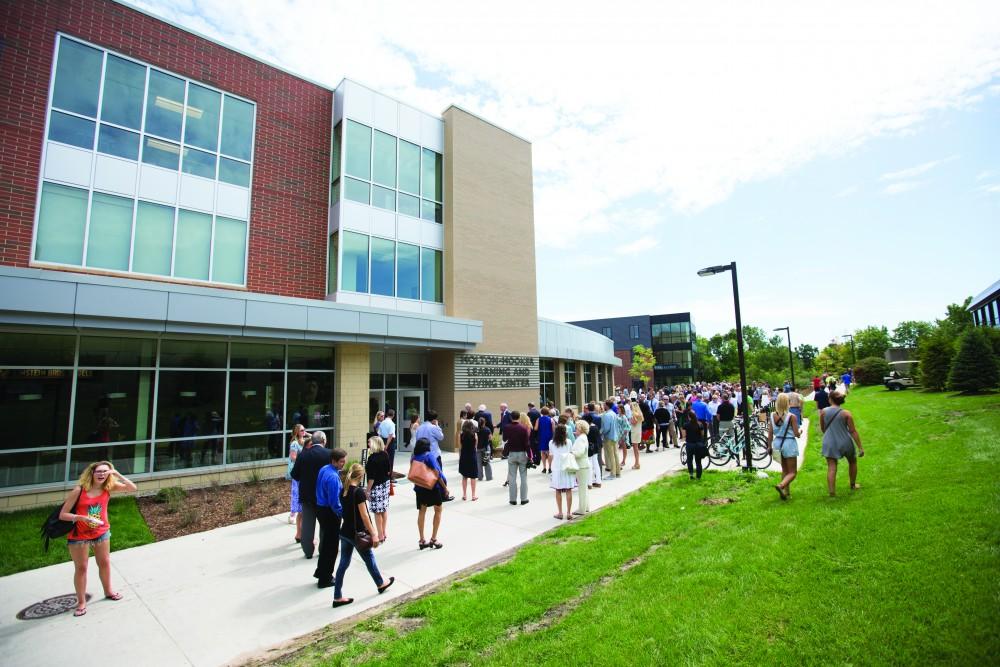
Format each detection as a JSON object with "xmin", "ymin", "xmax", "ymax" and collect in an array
[{"xmin": 132, "ymin": 0, "xmax": 1000, "ymax": 348}]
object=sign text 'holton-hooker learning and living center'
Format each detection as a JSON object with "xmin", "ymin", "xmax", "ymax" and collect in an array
[{"xmin": 454, "ymin": 354, "xmax": 540, "ymax": 390}]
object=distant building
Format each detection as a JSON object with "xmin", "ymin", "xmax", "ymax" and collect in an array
[
  {"xmin": 568, "ymin": 313, "xmax": 695, "ymax": 390},
  {"xmin": 969, "ymin": 279, "xmax": 1000, "ymax": 328}
]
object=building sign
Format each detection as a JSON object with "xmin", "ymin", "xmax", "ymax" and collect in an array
[{"xmin": 454, "ymin": 354, "xmax": 540, "ymax": 391}]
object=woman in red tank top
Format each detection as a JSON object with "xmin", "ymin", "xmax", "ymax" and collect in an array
[{"xmin": 58, "ymin": 460, "xmax": 137, "ymax": 617}]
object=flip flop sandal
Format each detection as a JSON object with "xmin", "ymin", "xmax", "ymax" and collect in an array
[
  {"xmin": 331, "ymin": 598, "xmax": 354, "ymax": 608},
  {"xmin": 105, "ymin": 592, "xmax": 123, "ymax": 601},
  {"xmin": 377, "ymin": 576, "xmax": 396, "ymax": 594},
  {"xmin": 553, "ymin": 514, "xmax": 564, "ymax": 520},
  {"xmin": 73, "ymin": 607, "xmax": 87, "ymax": 617}
]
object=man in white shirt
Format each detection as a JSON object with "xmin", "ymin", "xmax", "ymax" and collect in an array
[{"xmin": 378, "ymin": 408, "xmax": 396, "ymax": 471}]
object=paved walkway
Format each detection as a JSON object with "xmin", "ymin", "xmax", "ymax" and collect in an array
[{"xmin": 0, "ymin": 422, "xmax": 808, "ymax": 667}]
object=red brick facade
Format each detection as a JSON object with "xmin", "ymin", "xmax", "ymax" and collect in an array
[{"xmin": 0, "ymin": 0, "xmax": 332, "ymax": 299}]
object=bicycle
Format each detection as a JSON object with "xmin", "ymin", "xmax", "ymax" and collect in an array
[{"xmin": 708, "ymin": 415, "xmax": 772, "ymax": 469}]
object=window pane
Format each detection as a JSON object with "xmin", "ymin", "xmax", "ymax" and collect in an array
[
  {"xmin": 0, "ymin": 368, "xmax": 72, "ymax": 450},
  {"xmin": 341, "ymin": 231, "xmax": 369, "ymax": 293},
  {"xmin": 228, "ymin": 370, "xmax": 284, "ymax": 438},
  {"xmin": 0, "ymin": 450, "xmax": 66, "ymax": 488},
  {"xmin": 86, "ymin": 192, "xmax": 133, "ymax": 271},
  {"xmin": 70, "ymin": 442, "xmax": 151, "ymax": 478},
  {"xmin": 79, "ymin": 337, "xmax": 155, "ymax": 367},
  {"xmin": 344, "ymin": 178, "xmax": 370, "ymax": 204},
  {"xmin": 421, "ymin": 148, "xmax": 442, "ymax": 201},
  {"xmin": 183, "ymin": 83, "xmax": 221, "ymax": 152},
  {"xmin": 288, "ymin": 346, "xmax": 335, "ymax": 370},
  {"xmin": 142, "ymin": 136, "xmax": 180, "ymax": 170},
  {"xmin": 328, "ymin": 233, "xmax": 338, "ymax": 294},
  {"xmin": 421, "ymin": 247, "xmax": 442, "ymax": 303},
  {"xmin": 287, "ymin": 373, "xmax": 333, "ymax": 429},
  {"xmin": 101, "ymin": 55, "xmax": 145, "ymax": 129},
  {"xmin": 225, "ymin": 433, "xmax": 280, "ymax": 465},
  {"xmin": 155, "ymin": 371, "xmax": 226, "ymax": 439},
  {"xmin": 48, "ymin": 111, "xmax": 95, "ymax": 149},
  {"xmin": 53, "ymin": 38, "xmax": 102, "ymax": 117},
  {"xmin": 345, "ymin": 120, "xmax": 371, "ymax": 180},
  {"xmin": 372, "ymin": 185, "xmax": 395, "ymax": 211},
  {"xmin": 160, "ymin": 339, "xmax": 226, "ymax": 368},
  {"xmin": 98, "ymin": 124, "xmax": 140, "ymax": 160},
  {"xmin": 182, "ymin": 148, "xmax": 216, "ymax": 179},
  {"xmin": 398, "ymin": 193, "xmax": 419, "ymax": 218},
  {"xmin": 231, "ymin": 343, "xmax": 284, "ymax": 370},
  {"xmin": 220, "ymin": 95, "xmax": 253, "ymax": 160},
  {"xmin": 35, "ymin": 182, "xmax": 87, "ymax": 265},
  {"xmin": 212, "ymin": 216, "xmax": 246, "ymax": 284},
  {"xmin": 373, "ymin": 130, "xmax": 396, "ymax": 187},
  {"xmin": 421, "ymin": 199, "xmax": 442, "ymax": 223},
  {"xmin": 219, "ymin": 157, "xmax": 250, "ymax": 187},
  {"xmin": 0, "ymin": 333, "xmax": 76, "ymax": 366},
  {"xmin": 173, "ymin": 209, "xmax": 212, "ymax": 280},
  {"xmin": 72, "ymin": 369, "xmax": 156, "ymax": 444},
  {"xmin": 398, "ymin": 140, "xmax": 420, "ymax": 193},
  {"xmin": 145, "ymin": 70, "xmax": 185, "ymax": 140},
  {"xmin": 331, "ymin": 122, "xmax": 341, "ymax": 183},
  {"xmin": 132, "ymin": 201, "xmax": 174, "ymax": 276},
  {"xmin": 370, "ymin": 237, "xmax": 395, "ymax": 297},
  {"xmin": 397, "ymin": 242, "xmax": 419, "ymax": 300}
]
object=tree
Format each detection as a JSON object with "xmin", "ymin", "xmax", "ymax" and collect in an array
[
  {"xmin": 891, "ymin": 320, "xmax": 933, "ymax": 348},
  {"xmin": 936, "ymin": 297, "xmax": 974, "ymax": 340},
  {"xmin": 917, "ymin": 332, "xmax": 954, "ymax": 391},
  {"xmin": 854, "ymin": 325, "xmax": 891, "ymax": 361},
  {"xmin": 693, "ymin": 335, "xmax": 722, "ymax": 380},
  {"xmin": 628, "ymin": 344, "xmax": 655, "ymax": 387},
  {"xmin": 814, "ymin": 343, "xmax": 851, "ymax": 376},
  {"xmin": 948, "ymin": 328, "xmax": 999, "ymax": 393},
  {"xmin": 795, "ymin": 343, "xmax": 818, "ymax": 369},
  {"xmin": 852, "ymin": 356, "xmax": 890, "ymax": 385}
]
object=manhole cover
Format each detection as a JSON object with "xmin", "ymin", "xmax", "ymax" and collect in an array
[{"xmin": 16, "ymin": 593, "xmax": 92, "ymax": 620}]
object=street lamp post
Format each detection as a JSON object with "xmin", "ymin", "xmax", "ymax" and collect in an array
[
  {"xmin": 841, "ymin": 334, "xmax": 856, "ymax": 365},
  {"xmin": 697, "ymin": 262, "xmax": 752, "ymax": 471},
  {"xmin": 773, "ymin": 327, "xmax": 795, "ymax": 391}
]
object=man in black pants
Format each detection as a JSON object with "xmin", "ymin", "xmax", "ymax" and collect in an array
[
  {"xmin": 314, "ymin": 448, "xmax": 347, "ymax": 588},
  {"xmin": 290, "ymin": 431, "xmax": 331, "ymax": 559},
  {"xmin": 653, "ymin": 401, "xmax": 671, "ymax": 451}
]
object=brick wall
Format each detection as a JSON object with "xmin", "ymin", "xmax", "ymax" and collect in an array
[{"xmin": 0, "ymin": 0, "xmax": 332, "ymax": 300}]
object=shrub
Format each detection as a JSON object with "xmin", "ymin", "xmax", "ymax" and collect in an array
[
  {"xmin": 232, "ymin": 496, "xmax": 246, "ymax": 515},
  {"xmin": 948, "ymin": 328, "xmax": 1000, "ymax": 393},
  {"xmin": 155, "ymin": 486, "xmax": 187, "ymax": 514},
  {"xmin": 245, "ymin": 465, "xmax": 265, "ymax": 485},
  {"xmin": 917, "ymin": 333, "xmax": 954, "ymax": 391},
  {"xmin": 853, "ymin": 356, "xmax": 890, "ymax": 385},
  {"xmin": 178, "ymin": 507, "xmax": 200, "ymax": 528}
]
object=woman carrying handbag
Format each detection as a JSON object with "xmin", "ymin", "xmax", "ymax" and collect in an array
[{"xmin": 409, "ymin": 438, "xmax": 449, "ymax": 549}]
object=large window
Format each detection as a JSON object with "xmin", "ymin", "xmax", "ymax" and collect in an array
[
  {"xmin": 334, "ymin": 232, "xmax": 442, "ymax": 303},
  {"xmin": 539, "ymin": 359, "xmax": 555, "ymax": 405},
  {"xmin": 34, "ymin": 35, "xmax": 255, "ymax": 286},
  {"xmin": 340, "ymin": 120, "xmax": 443, "ymax": 223},
  {"xmin": 564, "ymin": 363, "xmax": 578, "ymax": 407},
  {"xmin": 0, "ymin": 332, "xmax": 335, "ymax": 489},
  {"xmin": 655, "ymin": 350, "xmax": 692, "ymax": 368},
  {"xmin": 652, "ymin": 321, "xmax": 692, "ymax": 345},
  {"xmin": 583, "ymin": 365, "xmax": 593, "ymax": 404}
]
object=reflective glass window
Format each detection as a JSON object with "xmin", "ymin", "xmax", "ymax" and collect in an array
[
  {"xmin": 220, "ymin": 95, "xmax": 254, "ymax": 160},
  {"xmin": 228, "ymin": 370, "xmax": 285, "ymax": 435},
  {"xmin": 0, "ymin": 368, "xmax": 72, "ymax": 450},
  {"xmin": 173, "ymin": 209, "xmax": 212, "ymax": 281},
  {"xmin": 0, "ymin": 333, "xmax": 76, "ymax": 366},
  {"xmin": 219, "ymin": 158, "xmax": 250, "ymax": 187},
  {"xmin": 398, "ymin": 193, "xmax": 419, "ymax": 218},
  {"xmin": 159, "ymin": 339, "xmax": 226, "ymax": 368},
  {"xmin": 132, "ymin": 201, "xmax": 174, "ymax": 276},
  {"xmin": 145, "ymin": 70, "xmax": 185, "ymax": 140},
  {"xmin": 288, "ymin": 346, "xmax": 335, "ymax": 371},
  {"xmin": 52, "ymin": 38, "xmax": 102, "ymax": 117},
  {"xmin": 184, "ymin": 84, "xmax": 221, "ymax": 152},
  {"xmin": 48, "ymin": 111, "xmax": 95, "ymax": 149},
  {"xmin": 35, "ymin": 182, "xmax": 87, "ymax": 265},
  {"xmin": 421, "ymin": 199, "xmax": 442, "ymax": 223},
  {"xmin": 155, "ymin": 371, "xmax": 227, "ymax": 439},
  {"xmin": 421, "ymin": 148, "xmax": 442, "ymax": 201},
  {"xmin": 72, "ymin": 369, "xmax": 156, "ymax": 444},
  {"xmin": 373, "ymin": 130, "xmax": 396, "ymax": 187},
  {"xmin": 182, "ymin": 148, "xmax": 216, "ymax": 179},
  {"xmin": 421, "ymin": 248, "xmax": 442, "ymax": 302},
  {"xmin": 78, "ymin": 337, "xmax": 156, "ymax": 367},
  {"xmin": 226, "ymin": 433, "xmax": 280, "ymax": 465},
  {"xmin": 86, "ymin": 192, "xmax": 133, "ymax": 271},
  {"xmin": 344, "ymin": 178, "xmax": 370, "ymax": 204},
  {"xmin": 142, "ymin": 136, "xmax": 180, "ymax": 170},
  {"xmin": 328, "ymin": 233, "xmax": 338, "ymax": 294},
  {"xmin": 100, "ymin": 55, "xmax": 145, "ymax": 129},
  {"xmin": 345, "ymin": 120, "xmax": 371, "ymax": 180},
  {"xmin": 398, "ymin": 140, "xmax": 420, "ymax": 193},
  {"xmin": 0, "ymin": 450, "xmax": 67, "ymax": 488},
  {"xmin": 370, "ymin": 237, "xmax": 395, "ymax": 297},
  {"xmin": 341, "ymin": 231, "xmax": 369, "ymax": 293},
  {"xmin": 287, "ymin": 373, "xmax": 334, "ymax": 429},
  {"xmin": 372, "ymin": 185, "xmax": 395, "ymax": 211},
  {"xmin": 70, "ymin": 442, "xmax": 151, "ymax": 478},
  {"xmin": 231, "ymin": 343, "xmax": 284, "ymax": 370},
  {"xmin": 97, "ymin": 124, "xmax": 140, "ymax": 160},
  {"xmin": 396, "ymin": 243, "xmax": 420, "ymax": 299},
  {"xmin": 212, "ymin": 217, "xmax": 247, "ymax": 284}
]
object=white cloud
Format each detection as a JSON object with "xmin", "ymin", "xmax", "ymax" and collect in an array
[
  {"xmin": 880, "ymin": 156, "xmax": 958, "ymax": 181},
  {"xmin": 614, "ymin": 237, "xmax": 659, "ymax": 256},
  {"xmin": 976, "ymin": 170, "xmax": 996, "ymax": 181},
  {"xmin": 981, "ymin": 183, "xmax": 1000, "ymax": 193},
  {"xmin": 884, "ymin": 181, "xmax": 923, "ymax": 195},
  {"xmin": 835, "ymin": 185, "xmax": 859, "ymax": 198}
]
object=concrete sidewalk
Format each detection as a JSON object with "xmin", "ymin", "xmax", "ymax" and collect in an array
[{"xmin": 0, "ymin": 424, "xmax": 808, "ymax": 667}]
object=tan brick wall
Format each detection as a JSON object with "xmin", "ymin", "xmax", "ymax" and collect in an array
[{"xmin": 335, "ymin": 343, "xmax": 371, "ymax": 454}]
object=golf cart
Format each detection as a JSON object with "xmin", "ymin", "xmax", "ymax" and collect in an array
[{"xmin": 884, "ymin": 361, "xmax": 919, "ymax": 391}]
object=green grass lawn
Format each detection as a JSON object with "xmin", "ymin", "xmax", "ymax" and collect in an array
[
  {"xmin": 279, "ymin": 386, "xmax": 1000, "ymax": 666},
  {"xmin": 0, "ymin": 496, "xmax": 154, "ymax": 577}
]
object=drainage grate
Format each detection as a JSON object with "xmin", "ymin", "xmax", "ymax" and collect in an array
[{"xmin": 16, "ymin": 593, "xmax": 92, "ymax": 620}]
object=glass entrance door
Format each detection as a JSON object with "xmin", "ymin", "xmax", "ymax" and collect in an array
[{"xmin": 399, "ymin": 390, "xmax": 423, "ymax": 451}]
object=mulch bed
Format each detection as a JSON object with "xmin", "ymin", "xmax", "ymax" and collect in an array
[{"xmin": 137, "ymin": 478, "xmax": 292, "ymax": 541}]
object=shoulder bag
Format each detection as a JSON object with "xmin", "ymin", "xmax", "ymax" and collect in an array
[
  {"xmin": 41, "ymin": 487, "xmax": 83, "ymax": 552},
  {"xmin": 407, "ymin": 457, "xmax": 439, "ymax": 490},
  {"xmin": 561, "ymin": 450, "xmax": 580, "ymax": 472},
  {"xmin": 353, "ymin": 487, "xmax": 375, "ymax": 552}
]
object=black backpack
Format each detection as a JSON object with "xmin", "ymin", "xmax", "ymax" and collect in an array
[
  {"xmin": 587, "ymin": 423, "xmax": 602, "ymax": 457},
  {"xmin": 40, "ymin": 488, "xmax": 81, "ymax": 552}
]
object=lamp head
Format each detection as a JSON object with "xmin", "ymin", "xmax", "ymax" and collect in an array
[
  {"xmin": 773, "ymin": 327, "xmax": 788, "ymax": 332},
  {"xmin": 697, "ymin": 264, "xmax": 731, "ymax": 277}
]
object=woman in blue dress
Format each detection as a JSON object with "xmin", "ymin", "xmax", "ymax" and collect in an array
[{"xmin": 534, "ymin": 407, "xmax": 554, "ymax": 474}]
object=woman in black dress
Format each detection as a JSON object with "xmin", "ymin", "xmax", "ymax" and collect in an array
[
  {"xmin": 458, "ymin": 418, "xmax": 479, "ymax": 500},
  {"xmin": 683, "ymin": 406, "xmax": 707, "ymax": 480}
]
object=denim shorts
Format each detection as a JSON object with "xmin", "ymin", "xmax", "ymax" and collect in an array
[{"xmin": 68, "ymin": 530, "xmax": 111, "ymax": 546}]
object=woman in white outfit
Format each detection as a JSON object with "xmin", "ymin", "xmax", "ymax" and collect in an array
[
  {"xmin": 571, "ymin": 420, "xmax": 592, "ymax": 516},
  {"xmin": 549, "ymin": 422, "xmax": 578, "ymax": 520}
]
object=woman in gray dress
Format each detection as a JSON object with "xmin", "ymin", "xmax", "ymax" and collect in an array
[{"xmin": 819, "ymin": 391, "xmax": 865, "ymax": 496}]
